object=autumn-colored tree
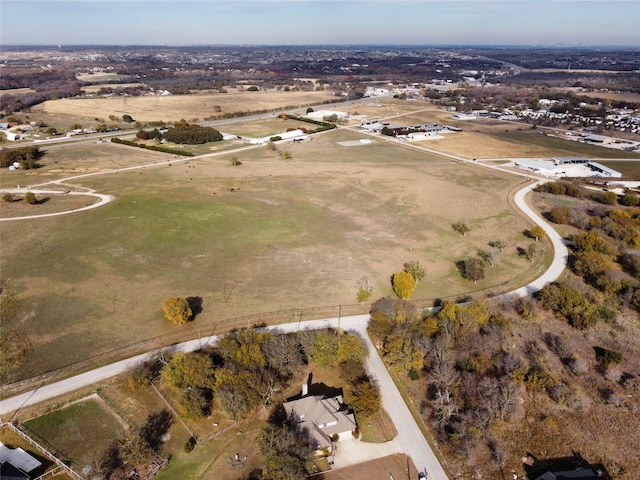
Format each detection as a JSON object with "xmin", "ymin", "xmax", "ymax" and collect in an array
[
  {"xmin": 216, "ymin": 328, "xmax": 271, "ymax": 370},
  {"xmin": 337, "ymin": 333, "xmax": 368, "ymax": 364},
  {"xmin": 23, "ymin": 192, "xmax": 37, "ymax": 205},
  {"xmin": 550, "ymin": 206, "xmax": 570, "ymax": 224},
  {"xmin": 163, "ymin": 297, "xmax": 192, "ymax": 325},
  {"xmin": 345, "ymin": 378, "xmax": 381, "ymax": 417},
  {"xmin": 383, "ymin": 332, "xmax": 424, "ymax": 373},
  {"xmin": 392, "ymin": 271, "xmax": 416, "ymax": 299},
  {"xmin": 356, "ymin": 276, "xmax": 373, "ymax": 303},
  {"xmin": 529, "ymin": 225, "xmax": 546, "ymax": 241},
  {"xmin": 161, "ymin": 352, "xmax": 215, "ymax": 390}
]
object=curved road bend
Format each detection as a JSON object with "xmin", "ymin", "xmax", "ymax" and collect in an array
[{"xmin": 0, "ymin": 189, "xmax": 113, "ymax": 222}]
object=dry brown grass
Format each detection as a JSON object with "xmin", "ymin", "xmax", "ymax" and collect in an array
[
  {"xmin": 0, "ymin": 128, "xmax": 545, "ymax": 383},
  {"xmin": 32, "ymin": 89, "xmax": 337, "ymax": 123}
]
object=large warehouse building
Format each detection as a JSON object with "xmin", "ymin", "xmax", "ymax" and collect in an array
[{"xmin": 513, "ymin": 157, "xmax": 622, "ymax": 178}]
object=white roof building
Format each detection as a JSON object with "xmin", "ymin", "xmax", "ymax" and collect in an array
[
  {"xmin": 0, "ymin": 442, "xmax": 42, "ymax": 474},
  {"xmin": 249, "ymin": 129, "xmax": 306, "ymax": 145},
  {"xmin": 307, "ymin": 110, "xmax": 349, "ymax": 121}
]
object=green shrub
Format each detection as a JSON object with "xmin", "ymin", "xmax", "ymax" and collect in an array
[
  {"xmin": 595, "ymin": 347, "xmax": 623, "ymax": 368},
  {"xmin": 183, "ymin": 436, "xmax": 197, "ymax": 453}
]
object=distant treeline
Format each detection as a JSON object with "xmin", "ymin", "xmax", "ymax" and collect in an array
[
  {"xmin": 0, "ymin": 146, "xmax": 42, "ymax": 169},
  {"xmin": 284, "ymin": 114, "xmax": 336, "ymax": 133},
  {"xmin": 110, "ymin": 137, "xmax": 194, "ymax": 156}
]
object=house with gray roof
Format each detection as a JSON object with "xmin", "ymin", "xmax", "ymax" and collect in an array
[{"xmin": 283, "ymin": 392, "xmax": 357, "ymax": 453}]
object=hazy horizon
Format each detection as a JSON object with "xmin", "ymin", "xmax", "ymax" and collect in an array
[{"xmin": 1, "ymin": 1, "xmax": 639, "ymax": 48}]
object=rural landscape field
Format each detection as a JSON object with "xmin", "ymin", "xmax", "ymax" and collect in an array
[
  {"xmin": 1, "ymin": 38, "xmax": 640, "ymax": 480},
  {"xmin": 1, "ymin": 99, "xmax": 551, "ymax": 383}
]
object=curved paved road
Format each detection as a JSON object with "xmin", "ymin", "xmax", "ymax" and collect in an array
[{"xmin": 0, "ymin": 189, "xmax": 113, "ymax": 222}]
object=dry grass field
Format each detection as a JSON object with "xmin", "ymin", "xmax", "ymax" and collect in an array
[
  {"xmin": 0, "ymin": 126, "xmax": 543, "ymax": 383},
  {"xmin": 350, "ymin": 100, "xmax": 640, "ymax": 160},
  {"xmin": 0, "ymin": 87, "xmax": 37, "ymax": 96},
  {"xmin": 32, "ymin": 88, "xmax": 337, "ymax": 123},
  {"xmin": 76, "ymin": 72, "xmax": 128, "ymax": 83}
]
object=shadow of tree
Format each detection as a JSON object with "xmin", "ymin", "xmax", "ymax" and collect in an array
[
  {"xmin": 187, "ymin": 296, "xmax": 203, "ymax": 321},
  {"xmin": 140, "ymin": 409, "xmax": 174, "ymax": 451},
  {"xmin": 521, "ymin": 451, "xmax": 611, "ymax": 480}
]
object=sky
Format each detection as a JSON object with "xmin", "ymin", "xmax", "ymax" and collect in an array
[{"xmin": 1, "ymin": 0, "xmax": 639, "ymax": 47}]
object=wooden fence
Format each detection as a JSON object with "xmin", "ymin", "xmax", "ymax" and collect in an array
[{"xmin": 1, "ymin": 422, "xmax": 84, "ymax": 480}]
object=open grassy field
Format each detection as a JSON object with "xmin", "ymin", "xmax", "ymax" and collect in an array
[
  {"xmin": 31, "ymin": 88, "xmax": 337, "ymax": 124},
  {"xmin": 76, "ymin": 72, "xmax": 129, "ymax": 83},
  {"xmin": 0, "ymin": 126, "xmax": 544, "ymax": 383},
  {"xmin": 0, "ymin": 87, "xmax": 37, "ymax": 96},
  {"xmin": 22, "ymin": 397, "xmax": 126, "ymax": 466}
]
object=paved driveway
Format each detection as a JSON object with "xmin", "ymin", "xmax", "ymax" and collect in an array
[{"xmin": 332, "ymin": 436, "xmax": 403, "ymax": 469}]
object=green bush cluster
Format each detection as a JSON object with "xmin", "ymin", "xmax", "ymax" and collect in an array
[
  {"xmin": 0, "ymin": 146, "xmax": 41, "ymax": 169},
  {"xmin": 111, "ymin": 137, "xmax": 194, "ymax": 156},
  {"xmin": 163, "ymin": 123, "xmax": 222, "ymax": 144}
]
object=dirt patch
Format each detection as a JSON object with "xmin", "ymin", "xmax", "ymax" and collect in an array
[{"xmin": 320, "ymin": 453, "xmax": 418, "ymax": 480}]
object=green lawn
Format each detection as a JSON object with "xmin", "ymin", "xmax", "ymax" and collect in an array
[{"xmin": 22, "ymin": 398, "xmax": 125, "ymax": 467}]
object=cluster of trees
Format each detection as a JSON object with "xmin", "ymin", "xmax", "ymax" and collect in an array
[
  {"xmin": 135, "ymin": 328, "xmax": 377, "ymax": 425},
  {"xmin": 0, "ymin": 146, "xmax": 42, "ymax": 169},
  {"xmin": 389, "ymin": 260, "xmax": 426, "ymax": 300},
  {"xmin": 135, "ymin": 128, "xmax": 162, "ymax": 140},
  {"xmin": 91, "ymin": 410, "xmax": 173, "ymax": 480},
  {"xmin": 0, "ymin": 66, "xmax": 82, "ymax": 114},
  {"xmin": 537, "ymin": 181, "xmax": 640, "ymax": 317},
  {"xmin": 255, "ymin": 330, "xmax": 377, "ymax": 480},
  {"xmin": 368, "ymin": 296, "xmax": 524, "ymax": 456},
  {"xmin": 127, "ymin": 326, "xmax": 379, "ymax": 478},
  {"xmin": 259, "ymin": 407, "xmax": 314, "ymax": 480},
  {"xmin": 162, "ymin": 122, "xmax": 222, "ymax": 144},
  {"xmin": 110, "ymin": 137, "xmax": 193, "ymax": 156}
]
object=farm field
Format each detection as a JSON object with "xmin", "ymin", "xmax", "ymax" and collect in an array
[
  {"xmin": 31, "ymin": 88, "xmax": 337, "ymax": 123},
  {"xmin": 0, "ymin": 126, "xmax": 546, "ymax": 384}
]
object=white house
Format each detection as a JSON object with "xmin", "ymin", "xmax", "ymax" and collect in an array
[
  {"xmin": 404, "ymin": 131, "xmax": 444, "ymax": 141},
  {"xmin": 307, "ymin": 110, "xmax": 349, "ymax": 122},
  {"xmin": 249, "ymin": 129, "xmax": 306, "ymax": 145}
]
